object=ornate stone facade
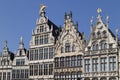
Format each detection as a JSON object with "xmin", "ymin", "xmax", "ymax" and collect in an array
[{"xmin": 0, "ymin": 4, "xmax": 119, "ymax": 80}]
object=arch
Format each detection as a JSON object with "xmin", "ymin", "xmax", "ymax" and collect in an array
[
  {"xmin": 109, "ymin": 77, "xmax": 116, "ymax": 80},
  {"xmin": 100, "ymin": 77, "xmax": 107, "ymax": 80},
  {"xmin": 100, "ymin": 40, "xmax": 107, "ymax": 50},
  {"xmin": 92, "ymin": 78, "xmax": 98, "ymax": 80},
  {"xmin": 84, "ymin": 78, "xmax": 90, "ymax": 80}
]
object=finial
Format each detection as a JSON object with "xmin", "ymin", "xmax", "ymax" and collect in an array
[
  {"xmin": 40, "ymin": 4, "xmax": 46, "ymax": 16},
  {"xmin": 116, "ymin": 28, "xmax": 119, "ymax": 42},
  {"xmin": 90, "ymin": 16, "xmax": 94, "ymax": 25},
  {"xmin": 20, "ymin": 36, "xmax": 23, "ymax": 43},
  {"xmin": 4, "ymin": 40, "xmax": 8, "ymax": 48},
  {"xmin": 106, "ymin": 16, "xmax": 109, "ymax": 28},
  {"xmin": 97, "ymin": 8, "xmax": 102, "ymax": 14},
  {"xmin": 116, "ymin": 28, "xmax": 119, "ymax": 34}
]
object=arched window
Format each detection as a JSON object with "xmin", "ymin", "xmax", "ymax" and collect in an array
[
  {"xmin": 97, "ymin": 31, "xmax": 101, "ymax": 38},
  {"xmin": 72, "ymin": 44, "xmax": 76, "ymax": 52},
  {"xmin": 103, "ymin": 30, "xmax": 107, "ymax": 38},
  {"xmin": 100, "ymin": 41, "xmax": 107, "ymax": 50},
  {"xmin": 65, "ymin": 43, "xmax": 70, "ymax": 52},
  {"xmin": 96, "ymin": 44, "xmax": 99, "ymax": 50}
]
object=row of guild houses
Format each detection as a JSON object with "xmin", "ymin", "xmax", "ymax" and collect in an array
[{"xmin": 0, "ymin": 4, "xmax": 120, "ymax": 80}]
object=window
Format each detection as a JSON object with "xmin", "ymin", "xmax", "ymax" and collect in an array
[
  {"xmin": 44, "ymin": 48, "xmax": 48, "ymax": 59},
  {"xmin": 49, "ymin": 64, "xmax": 53, "ymax": 75},
  {"xmin": 55, "ymin": 58, "xmax": 59, "ymax": 68},
  {"xmin": 30, "ymin": 49, "xmax": 34, "ymax": 61},
  {"xmin": 7, "ymin": 72, "xmax": 10, "ymax": 80},
  {"xmin": 21, "ymin": 69, "xmax": 24, "ymax": 78},
  {"xmin": 103, "ymin": 30, "xmax": 107, "ymax": 37},
  {"xmin": 92, "ymin": 58, "xmax": 98, "ymax": 72},
  {"xmin": 16, "ymin": 59, "xmax": 25, "ymax": 66},
  {"xmin": 72, "ymin": 44, "xmax": 76, "ymax": 52},
  {"xmin": 3, "ymin": 72, "xmax": 6, "ymax": 80},
  {"xmin": 61, "ymin": 46, "xmax": 64, "ymax": 53},
  {"xmin": 109, "ymin": 57, "xmax": 116, "ymax": 71},
  {"xmin": 49, "ymin": 47, "xmax": 54, "ymax": 59},
  {"xmin": 39, "ymin": 64, "xmax": 43, "ymax": 75},
  {"xmin": 44, "ymin": 35, "xmax": 48, "ymax": 44},
  {"xmin": 60, "ymin": 57, "xmax": 64, "ymax": 67},
  {"xmin": 0, "ymin": 72, "xmax": 2, "ymax": 80},
  {"xmin": 97, "ymin": 31, "xmax": 101, "ymax": 38},
  {"xmin": 77, "ymin": 72, "xmax": 82, "ymax": 80},
  {"xmin": 71, "ymin": 72, "xmax": 76, "ymax": 80},
  {"xmin": 35, "ymin": 36, "xmax": 38, "ymax": 45},
  {"xmin": 85, "ymin": 59, "xmax": 90, "ymax": 72},
  {"xmin": 65, "ymin": 56, "xmax": 70, "ymax": 67},
  {"xmin": 34, "ymin": 64, "xmax": 38, "ymax": 75},
  {"xmin": 40, "ymin": 26, "xmax": 44, "ymax": 32},
  {"xmin": 25, "ymin": 69, "xmax": 28, "ymax": 78},
  {"xmin": 44, "ymin": 64, "xmax": 48, "ymax": 75},
  {"xmin": 77, "ymin": 55, "xmax": 82, "ymax": 66},
  {"xmin": 34, "ymin": 49, "xmax": 38, "ymax": 60},
  {"xmin": 101, "ymin": 57, "xmax": 107, "ymax": 71},
  {"xmin": 65, "ymin": 43, "xmax": 70, "ymax": 52},
  {"xmin": 12, "ymin": 70, "xmax": 15, "ymax": 79},
  {"xmin": 39, "ymin": 35, "xmax": 44, "ymax": 44},
  {"xmin": 109, "ymin": 44, "xmax": 113, "ymax": 49},
  {"xmin": 30, "ymin": 65, "xmax": 34, "ymax": 76},
  {"xmin": 100, "ymin": 41, "xmax": 107, "ymax": 50},
  {"xmin": 71, "ymin": 56, "xmax": 76, "ymax": 67},
  {"xmin": 39, "ymin": 48, "xmax": 43, "ymax": 60}
]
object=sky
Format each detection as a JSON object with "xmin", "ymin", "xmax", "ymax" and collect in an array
[{"xmin": 0, "ymin": 0, "xmax": 120, "ymax": 52}]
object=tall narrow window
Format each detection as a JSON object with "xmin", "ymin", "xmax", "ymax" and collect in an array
[
  {"xmin": 49, "ymin": 64, "xmax": 53, "ymax": 75},
  {"xmin": 71, "ymin": 56, "xmax": 76, "ymax": 67},
  {"xmin": 61, "ymin": 46, "xmax": 64, "ymax": 53},
  {"xmin": 85, "ymin": 59, "xmax": 90, "ymax": 72},
  {"xmin": 35, "ymin": 36, "xmax": 38, "ymax": 45},
  {"xmin": 101, "ymin": 57, "xmax": 107, "ymax": 71},
  {"xmin": 92, "ymin": 58, "xmax": 98, "ymax": 72},
  {"xmin": 34, "ymin": 64, "xmax": 38, "ymax": 75},
  {"xmin": 39, "ymin": 48, "xmax": 43, "ymax": 60},
  {"xmin": 44, "ymin": 48, "xmax": 48, "ymax": 59},
  {"xmin": 39, "ymin": 64, "xmax": 43, "ymax": 75},
  {"xmin": 30, "ymin": 65, "xmax": 33, "ymax": 76},
  {"xmin": 60, "ymin": 57, "xmax": 64, "ymax": 67},
  {"xmin": 35, "ymin": 49, "xmax": 38, "ymax": 60},
  {"xmin": 77, "ymin": 55, "xmax": 82, "ymax": 66},
  {"xmin": 44, "ymin": 64, "xmax": 48, "ymax": 75},
  {"xmin": 55, "ymin": 58, "xmax": 59, "ymax": 68},
  {"xmin": 65, "ymin": 43, "xmax": 70, "ymax": 52},
  {"xmin": 65, "ymin": 56, "xmax": 70, "ymax": 67},
  {"xmin": 109, "ymin": 57, "xmax": 116, "ymax": 71},
  {"xmin": 49, "ymin": 47, "xmax": 54, "ymax": 59},
  {"xmin": 39, "ymin": 35, "xmax": 44, "ymax": 44},
  {"xmin": 44, "ymin": 35, "xmax": 48, "ymax": 44},
  {"xmin": 72, "ymin": 44, "xmax": 76, "ymax": 52}
]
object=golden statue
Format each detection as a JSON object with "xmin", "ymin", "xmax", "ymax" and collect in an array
[{"xmin": 40, "ymin": 4, "xmax": 46, "ymax": 13}]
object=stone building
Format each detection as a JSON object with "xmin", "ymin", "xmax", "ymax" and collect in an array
[
  {"xmin": 54, "ymin": 12, "xmax": 86, "ymax": 80},
  {"xmin": 29, "ymin": 4, "xmax": 59, "ymax": 80},
  {"xmin": 12, "ymin": 37, "xmax": 29, "ymax": 80},
  {"xmin": 83, "ymin": 8, "xmax": 120, "ymax": 80},
  {"xmin": 0, "ymin": 41, "xmax": 14, "ymax": 80}
]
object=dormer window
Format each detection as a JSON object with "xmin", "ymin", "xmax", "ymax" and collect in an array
[
  {"xmin": 40, "ymin": 26, "xmax": 44, "ymax": 32},
  {"xmin": 65, "ymin": 43, "xmax": 70, "ymax": 53},
  {"xmin": 97, "ymin": 31, "xmax": 101, "ymax": 38},
  {"xmin": 103, "ymin": 30, "xmax": 107, "ymax": 38}
]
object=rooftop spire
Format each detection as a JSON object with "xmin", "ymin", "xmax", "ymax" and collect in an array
[
  {"xmin": 106, "ymin": 16, "xmax": 109, "ymax": 28},
  {"xmin": 90, "ymin": 16, "xmax": 93, "ymax": 32},
  {"xmin": 19, "ymin": 36, "xmax": 24, "ymax": 49},
  {"xmin": 40, "ymin": 4, "xmax": 46, "ymax": 17},
  {"xmin": 3, "ymin": 40, "xmax": 9, "ymax": 54},
  {"xmin": 97, "ymin": 8, "xmax": 102, "ymax": 21}
]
